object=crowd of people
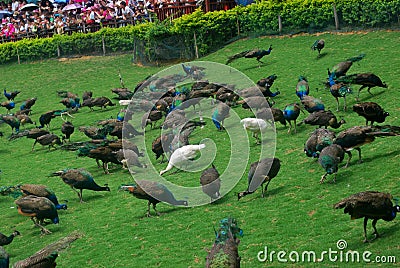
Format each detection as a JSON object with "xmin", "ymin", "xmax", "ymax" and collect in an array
[{"xmin": 0, "ymin": 0, "xmax": 180, "ymax": 41}]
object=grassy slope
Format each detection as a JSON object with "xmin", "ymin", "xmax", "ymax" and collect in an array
[{"xmin": 0, "ymin": 30, "xmax": 399, "ymax": 267}]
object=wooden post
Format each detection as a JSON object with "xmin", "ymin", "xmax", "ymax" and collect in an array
[
  {"xmin": 193, "ymin": 32, "xmax": 199, "ymax": 59},
  {"xmin": 102, "ymin": 36, "xmax": 106, "ymax": 56},
  {"xmin": 333, "ymin": 3, "xmax": 339, "ymax": 30},
  {"xmin": 278, "ymin": 14, "xmax": 282, "ymax": 33},
  {"xmin": 205, "ymin": 0, "xmax": 209, "ymax": 12},
  {"xmin": 57, "ymin": 44, "xmax": 60, "ymax": 58},
  {"xmin": 236, "ymin": 16, "xmax": 240, "ymax": 36},
  {"xmin": 16, "ymin": 46, "xmax": 20, "ymax": 64}
]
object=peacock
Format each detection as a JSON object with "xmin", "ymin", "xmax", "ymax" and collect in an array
[
  {"xmin": 200, "ymin": 164, "xmax": 221, "ymax": 203},
  {"xmin": 212, "ymin": 102, "xmax": 230, "ymax": 131},
  {"xmin": 352, "ymin": 102, "xmax": 389, "ymax": 126},
  {"xmin": 283, "ymin": 103, "xmax": 302, "ymax": 134},
  {"xmin": 0, "ymin": 231, "xmax": 20, "ymax": 246},
  {"xmin": 119, "ymin": 180, "xmax": 188, "ymax": 217},
  {"xmin": 318, "ymin": 144, "xmax": 345, "ymax": 183},
  {"xmin": 226, "ymin": 45, "xmax": 273, "ymax": 67},
  {"xmin": 327, "ymin": 75, "xmax": 352, "ymax": 111},
  {"xmin": 0, "ymin": 246, "xmax": 9, "ymax": 268},
  {"xmin": 51, "ymin": 168, "xmax": 110, "ymax": 203},
  {"xmin": 304, "ymin": 128, "xmax": 336, "ymax": 158},
  {"xmin": 256, "ymin": 107, "xmax": 286, "ymax": 127},
  {"xmin": 0, "ymin": 115, "xmax": 20, "ymax": 133},
  {"xmin": 60, "ymin": 97, "xmax": 80, "ymax": 109},
  {"xmin": 335, "ymin": 73, "xmax": 387, "ymax": 100},
  {"xmin": 238, "ymin": 157, "xmax": 281, "ymax": 200},
  {"xmin": 238, "ymin": 96, "xmax": 271, "ymax": 111},
  {"xmin": 152, "ymin": 134, "xmax": 174, "ymax": 163},
  {"xmin": 328, "ymin": 54, "xmax": 365, "ymax": 78},
  {"xmin": 13, "ymin": 231, "xmax": 81, "ymax": 268},
  {"xmin": 0, "ymin": 101, "xmax": 15, "ymax": 113},
  {"xmin": 61, "ymin": 121, "xmax": 74, "ymax": 142},
  {"xmin": 141, "ymin": 110, "xmax": 163, "ymax": 129},
  {"xmin": 38, "ymin": 110, "xmax": 58, "ymax": 129},
  {"xmin": 19, "ymin": 98, "xmax": 37, "ymax": 111},
  {"xmin": 205, "ymin": 218, "xmax": 243, "ymax": 268},
  {"xmin": 3, "ymin": 89, "xmax": 21, "ymax": 101},
  {"xmin": 311, "ymin": 39, "xmax": 325, "ymax": 56},
  {"xmin": 240, "ymin": 118, "xmax": 269, "ymax": 144},
  {"xmin": 82, "ymin": 91, "xmax": 93, "ymax": 101},
  {"xmin": 303, "ymin": 110, "xmax": 345, "ymax": 129},
  {"xmin": 334, "ymin": 125, "xmax": 400, "ymax": 168},
  {"xmin": 19, "ymin": 184, "xmax": 67, "ymax": 210},
  {"xmin": 160, "ymin": 144, "xmax": 206, "ymax": 175},
  {"xmin": 81, "ymin": 97, "xmax": 115, "ymax": 110},
  {"xmin": 8, "ymin": 128, "xmax": 49, "ymax": 141},
  {"xmin": 300, "ymin": 95, "xmax": 325, "ymax": 113},
  {"xmin": 295, "ymin": 76, "xmax": 310, "ymax": 100},
  {"xmin": 15, "ymin": 195, "xmax": 59, "ymax": 235},
  {"xmin": 78, "ymin": 125, "xmax": 113, "ymax": 140},
  {"xmin": 15, "ymin": 114, "xmax": 34, "ymax": 128},
  {"xmin": 215, "ymin": 87, "xmax": 239, "ymax": 106},
  {"xmin": 32, "ymin": 134, "xmax": 62, "ymax": 151},
  {"xmin": 181, "ymin": 63, "xmax": 206, "ymax": 80},
  {"xmin": 334, "ymin": 191, "xmax": 400, "ymax": 243}
]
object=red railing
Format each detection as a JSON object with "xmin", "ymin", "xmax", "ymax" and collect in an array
[{"xmin": 154, "ymin": 0, "xmax": 237, "ymax": 21}]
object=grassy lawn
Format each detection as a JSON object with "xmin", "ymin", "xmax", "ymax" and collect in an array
[{"xmin": 1, "ymin": 30, "xmax": 399, "ymax": 267}]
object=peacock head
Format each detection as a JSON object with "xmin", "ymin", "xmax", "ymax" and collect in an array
[{"xmin": 52, "ymin": 217, "xmax": 59, "ymax": 224}]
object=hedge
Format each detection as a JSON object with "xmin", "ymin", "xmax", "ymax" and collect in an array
[{"xmin": 1, "ymin": 0, "xmax": 399, "ymax": 64}]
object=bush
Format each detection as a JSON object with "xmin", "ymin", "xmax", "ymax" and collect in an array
[{"xmin": 1, "ymin": 0, "xmax": 399, "ymax": 64}]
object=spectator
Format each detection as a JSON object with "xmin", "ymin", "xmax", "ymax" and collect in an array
[
  {"xmin": 119, "ymin": 1, "xmax": 134, "ymax": 21},
  {"xmin": 11, "ymin": 0, "xmax": 20, "ymax": 12}
]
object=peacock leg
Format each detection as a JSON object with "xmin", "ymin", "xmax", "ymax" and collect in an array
[
  {"xmin": 294, "ymin": 119, "xmax": 297, "ymax": 134},
  {"xmin": 343, "ymin": 96, "xmax": 347, "ymax": 112},
  {"xmin": 262, "ymin": 178, "xmax": 271, "ymax": 197},
  {"xmin": 146, "ymin": 201, "xmax": 152, "ymax": 217},
  {"xmin": 335, "ymin": 98, "xmax": 339, "ymax": 112},
  {"xmin": 371, "ymin": 219, "xmax": 380, "ymax": 240},
  {"xmin": 367, "ymin": 87, "xmax": 374, "ymax": 96},
  {"xmin": 31, "ymin": 140, "xmax": 37, "ymax": 151},
  {"xmin": 319, "ymin": 173, "xmax": 327, "ymax": 184},
  {"xmin": 287, "ymin": 121, "xmax": 292, "ymax": 134},
  {"xmin": 79, "ymin": 189, "xmax": 84, "ymax": 203},
  {"xmin": 344, "ymin": 151, "xmax": 352, "ymax": 168},
  {"xmin": 363, "ymin": 217, "xmax": 369, "ymax": 243},
  {"xmin": 153, "ymin": 203, "xmax": 161, "ymax": 216},
  {"xmin": 355, "ymin": 148, "xmax": 362, "ymax": 164},
  {"xmin": 96, "ymin": 159, "xmax": 101, "ymax": 168},
  {"xmin": 31, "ymin": 218, "xmax": 51, "ymax": 235}
]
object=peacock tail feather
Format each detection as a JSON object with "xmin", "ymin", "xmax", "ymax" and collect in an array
[
  {"xmin": 0, "ymin": 185, "xmax": 23, "ymax": 199},
  {"xmin": 346, "ymin": 53, "xmax": 366, "ymax": 63}
]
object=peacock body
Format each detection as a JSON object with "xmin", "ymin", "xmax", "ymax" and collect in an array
[
  {"xmin": 318, "ymin": 144, "xmax": 345, "ymax": 183},
  {"xmin": 295, "ymin": 76, "xmax": 309, "ymax": 100},
  {"xmin": 283, "ymin": 103, "xmax": 301, "ymax": 133},
  {"xmin": 334, "ymin": 191, "xmax": 400, "ymax": 242}
]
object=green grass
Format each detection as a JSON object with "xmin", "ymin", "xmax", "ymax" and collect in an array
[{"xmin": 1, "ymin": 30, "xmax": 400, "ymax": 267}]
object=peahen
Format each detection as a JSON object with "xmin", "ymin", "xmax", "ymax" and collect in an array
[
  {"xmin": 352, "ymin": 102, "xmax": 389, "ymax": 126},
  {"xmin": 300, "ymin": 95, "xmax": 325, "ymax": 113},
  {"xmin": 119, "ymin": 180, "xmax": 188, "ymax": 217},
  {"xmin": 0, "ymin": 115, "xmax": 20, "ymax": 133},
  {"xmin": 238, "ymin": 157, "xmax": 281, "ymax": 200},
  {"xmin": 295, "ymin": 76, "xmax": 310, "ymax": 100},
  {"xmin": 334, "ymin": 191, "xmax": 400, "ymax": 243},
  {"xmin": 181, "ymin": 63, "xmax": 206, "ymax": 80},
  {"xmin": 19, "ymin": 184, "xmax": 67, "ymax": 210},
  {"xmin": 78, "ymin": 125, "xmax": 113, "ymax": 140},
  {"xmin": 283, "ymin": 103, "xmax": 302, "ymax": 134},
  {"xmin": 32, "ymin": 134, "xmax": 62, "ymax": 151},
  {"xmin": 334, "ymin": 125, "xmax": 400, "ymax": 168},
  {"xmin": 8, "ymin": 128, "xmax": 49, "ymax": 141},
  {"xmin": 205, "ymin": 218, "xmax": 243, "ymax": 268},
  {"xmin": 15, "ymin": 195, "xmax": 59, "ymax": 235},
  {"xmin": 226, "ymin": 45, "xmax": 273, "ymax": 67},
  {"xmin": 256, "ymin": 107, "xmax": 286, "ymax": 127},
  {"xmin": 200, "ymin": 164, "xmax": 221, "ymax": 203},
  {"xmin": 311, "ymin": 39, "xmax": 325, "ymax": 56},
  {"xmin": 51, "ymin": 168, "xmax": 110, "ymax": 203},
  {"xmin": 304, "ymin": 128, "xmax": 336, "ymax": 158},
  {"xmin": 212, "ymin": 102, "xmax": 230, "ymax": 131},
  {"xmin": 335, "ymin": 73, "xmax": 387, "ymax": 100},
  {"xmin": 38, "ymin": 110, "xmax": 58, "ymax": 129},
  {"xmin": 61, "ymin": 121, "xmax": 74, "ymax": 142},
  {"xmin": 60, "ymin": 97, "xmax": 80, "ymax": 109},
  {"xmin": 303, "ymin": 110, "xmax": 345, "ymax": 129},
  {"xmin": 3, "ymin": 89, "xmax": 21, "ymax": 101},
  {"xmin": 0, "ymin": 231, "xmax": 20, "ymax": 246},
  {"xmin": 328, "ymin": 54, "xmax": 365, "ymax": 78},
  {"xmin": 318, "ymin": 144, "xmax": 345, "ymax": 183},
  {"xmin": 240, "ymin": 118, "xmax": 268, "ymax": 144}
]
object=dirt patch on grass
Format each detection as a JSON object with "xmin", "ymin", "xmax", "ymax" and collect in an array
[{"xmin": 58, "ymin": 55, "xmax": 97, "ymax": 62}]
